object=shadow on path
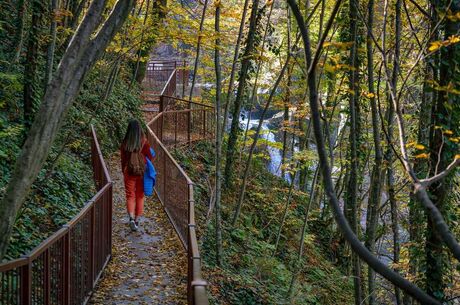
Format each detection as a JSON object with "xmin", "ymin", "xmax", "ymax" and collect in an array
[{"xmin": 89, "ymin": 154, "xmax": 187, "ymax": 305}]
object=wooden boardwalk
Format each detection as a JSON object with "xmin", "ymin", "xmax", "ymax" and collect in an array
[{"xmin": 89, "ymin": 156, "xmax": 187, "ymax": 305}]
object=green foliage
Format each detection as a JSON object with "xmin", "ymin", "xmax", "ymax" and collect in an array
[
  {"xmin": 5, "ymin": 152, "xmax": 93, "ymax": 260},
  {"xmin": 68, "ymin": 62, "xmax": 143, "ymax": 153},
  {"xmin": 173, "ymin": 142, "xmax": 353, "ymax": 305}
]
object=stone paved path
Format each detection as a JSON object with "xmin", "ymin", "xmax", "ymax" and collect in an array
[{"xmin": 89, "ymin": 155, "xmax": 187, "ymax": 305}]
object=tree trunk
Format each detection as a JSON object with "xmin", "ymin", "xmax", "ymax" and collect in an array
[
  {"xmin": 222, "ymin": 0, "xmax": 250, "ymax": 134},
  {"xmin": 131, "ymin": 0, "xmax": 152, "ymax": 86},
  {"xmin": 214, "ymin": 0, "xmax": 223, "ymax": 267},
  {"xmin": 273, "ymin": 167, "xmax": 298, "ymax": 255},
  {"xmin": 12, "ymin": 0, "xmax": 27, "ymax": 63},
  {"xmin": 287, "ymin": 166, "xmax": 320, "ymax": 302},
  {"xmin": 188, "ymin": 0, "xmax": 209, "ymax": 101},
  {"xmin": 44, "ymin": 0, "xmax": 58, "ymax": 87},
  {"xmin": 223, "ymin": 0, "xmax": 260, "ymax": 186},
  {"xmin": 425, "ymin": 1, "xmax": 460, "ymax": 301},
  {"xmin": 239, "ymin": 2, "xmax": 274, "ymax": 165},
  {"xmin": 386, "ymin": 2, "xmax": 403, "ymax": 303},
  {"xmin": 23, "ymin": 0, "xmax": 45, "ymax": 125},
  {"xmin": 344, "ymin": 0, "xmax": 364, "ymax": 303},
  {"xmin": 364, "ymin": 0, "xmax": 384, "ymax": 302}
]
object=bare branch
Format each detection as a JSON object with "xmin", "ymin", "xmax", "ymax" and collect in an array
[{"xmin": 420, "ymin": 157, "xmax": 460, "ymax": 187}]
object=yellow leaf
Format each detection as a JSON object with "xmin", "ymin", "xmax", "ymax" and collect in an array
[
  {"xmin": 428, "ymin": 41, "xmax": 442, "ymax": 52},
  {"xmin": 414, "ymin": 144, "xmax": 425, "ymax": 150},
  {"xmin": 365, "ymin": 92, "xmax": 375, "ymax": 98},
  {"xmin": 443, "ymin": 130, "xmax": 454, "ymax": 135},
  {"xmin": 415, "ymin": 153, "xmax": 430, "ymax": 159},
  {"xmin": 455, "ymin": 154, "xmax": 460, "ymax": 160},
  {"xmin": 448, "ymin": 35, "xmax": 460, "ymax": 44}
]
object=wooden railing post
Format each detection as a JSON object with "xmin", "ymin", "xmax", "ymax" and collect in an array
[
  {"xmin": 187, "ymin": 101, "xmax": 192, "ymax": 145},
  {"xmin": 90, "ymin": 205, "xmax": 95, "ymax": 286},
  {"xmin": 187, "ymin": 228, "xmax": 192, "ymax": 305},
  {"xmin": 62, "ymin": 227, "xmax": 71, "ymax": 305},
  {"xmin": 44, "ymin": 249, "xmax": 51, "ymax": 305},
  {"xmin": 20, "ymin": 259, "xmax": 31, "ymax": 305},
  {"xmin": 202, "ymin": 110, "xmax": 206, "ymax": 138},
  {"xmin": 175, "ymin": 112, "xmax": 178, "ymax": 146},
  {"xmin": 159, "ymin": 95, "xmax": 164, "ymax": 112},
  {"xmin": 182, "ymin": 60, "xmax": 187, "ymax": 98},
  {"xmin": 163, "ymin": 145, "xmax": 167, "ymax": 203},
  {"xmin": 108, "ymin": 183, "xmax": 113, "ymax": 257}
]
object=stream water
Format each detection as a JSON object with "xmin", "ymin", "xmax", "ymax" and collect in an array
[{"xmin": 238, "ymin": 110, "xmax": 294, "ymax": 182}]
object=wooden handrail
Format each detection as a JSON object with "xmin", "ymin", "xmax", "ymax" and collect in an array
[
  {"xmin": 162, "ymin": 95, "xmax": 215, "ymax": 109},
  {"xmin": 160, "ymin": 69, "xmax": 177, "ymax": 96}
]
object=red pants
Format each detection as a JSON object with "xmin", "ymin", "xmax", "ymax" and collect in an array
[{"xmin": 123, "ymin": 174, "xmax": 144, "ymax": 217}]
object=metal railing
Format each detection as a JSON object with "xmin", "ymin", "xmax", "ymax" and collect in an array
[
  {"xmin": 146, "ymin": 112, "xmax": 211, "ymax": 305},
  {"xmin": 143, "ymin": 59, "xmax": 212, "ymax": 305},
  {"xmin": 0, "ymin": 126, "xmax": 112, "ymax": 305},
  {"xmin": 142, "ymin": 60, "xmax": 188, "ymax": 100}
]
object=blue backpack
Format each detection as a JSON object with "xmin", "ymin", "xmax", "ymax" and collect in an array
[{"xmin": 144, "ymin": 148, "xmax": 157, "ymax": 196}]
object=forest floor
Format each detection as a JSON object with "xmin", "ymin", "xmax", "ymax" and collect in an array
[{"xmin": 89, "ymin": 154, "xmax": 187, "ymax": 305}]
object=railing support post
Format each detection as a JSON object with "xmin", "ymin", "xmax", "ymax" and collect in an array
[
  {"xmin": 182, "ymin": 60, "xmax": 187, "ymax": 98},
  {"xmin": 62, "ymin": 227, "xmax": 71, "ymax": 305},
  {"xmin": 187, "ymin": 101, "xmax": 192, "ymax": 145},
  {"xmin": 175, "ymin": 112, "xmax": 178, "ymax": 146},
  {"xmin": 108, "ymin": 183, "xmax": 113, "ymax": 258},
  {"xmin": 20, "ymin": 259, "xmax": 31, "ymax": 305},
  {"xmin": 44, "ymin": 249, "xmax": 51, "ymax": 305},
  {"xmin": 90, "ymin": 205, "xmax": 95, "ymax": 287},
  {"xmin": 202, "ymin": 110, "xmax": 206, "ymax": 139}
]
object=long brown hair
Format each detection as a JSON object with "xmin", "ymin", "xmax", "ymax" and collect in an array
[{"xmin": 122, "ymin": 119, "xmax": 145, "ymax": 152}]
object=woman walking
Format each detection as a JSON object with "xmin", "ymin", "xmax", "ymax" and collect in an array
[{"xmin": 121, "ymin": 119, "xmax": 154, "ymax": 231}]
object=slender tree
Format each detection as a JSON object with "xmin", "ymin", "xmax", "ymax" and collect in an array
[
  {"xmin": 44, "ymin": 0, "xmax": 58, "ymax": 87},
  {"xmin": 425, "ymin": 0, "xmax": 460, "ymax": 301},
  {"xmin": 214, "ymin": 0, "xmax": 223, "ymax": 267},
  {"xmin": 344, "ymin": 0, "xmax": 364, "ymax": 303},
  {"xmin": 363, "ymin": 0, "xmax": 384, "ymax": 303},
  {"xmin": 12, "ymin": 0, "xmax": 28, "ymax": 63},
  {"xmin": 222, "ymin": 0, "xmax": 250, "ymax": 134},
  {"xmin": 23, "ymin": 0, "xmax": 46, "ymax": 125},
  {"xmin": 385, "ymin": 1, "xmax": 403, "ymax": 304},
  {"xmin": 188, "ymin": 0, "xmax": 209, "ymax": 101},
  {"xmin": 224, "ymin": 0, "xmax": 260, "ymax": 186}
]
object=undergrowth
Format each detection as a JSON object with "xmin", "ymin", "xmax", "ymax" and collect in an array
[{"xmin": 173, "ymin": 141, "xmax": 354, "ymax": 305}]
